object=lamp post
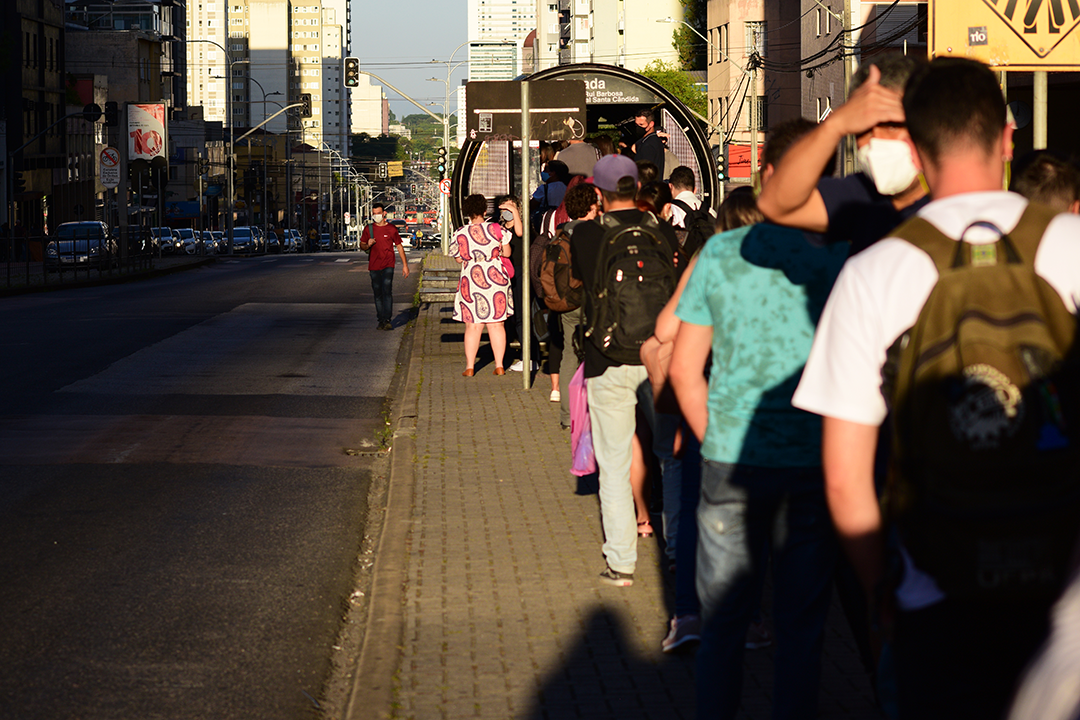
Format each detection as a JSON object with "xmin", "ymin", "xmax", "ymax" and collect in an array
[
  {"xmin": 190, "ymin": 38, "xmax": 238, "ymax": 251},
  {"xmin": 428, "ymin": 42, "xmax": 470, "ymax": 254},
  {"xmin": 246, "ymin": 75, "xmax": 282, "ymax": 234}
]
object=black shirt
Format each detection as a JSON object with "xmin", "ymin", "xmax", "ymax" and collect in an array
[
  {"xmin": 818, "ymin": 173, "xmax": 930, "ymax": 255},
  {"xmin": 570, "ymin": 208, "xmax": 680, "ymax": 378},
  {"xmin": 634, "ymin": 132, "xmax": 666, "ymax": 172}
]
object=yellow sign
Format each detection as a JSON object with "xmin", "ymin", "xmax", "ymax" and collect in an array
[
  {"xmin": 387, "ymin": 161, "xmax": 404, "ymax": 178},
  {"xmin": 931, "ymin": 0, "xmax": 1080, "ymax": 70}
]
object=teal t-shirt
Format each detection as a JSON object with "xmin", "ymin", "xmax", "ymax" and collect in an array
[{"xmin": 676, "ymin": 224, "xmax": 848, "ymax": 467}]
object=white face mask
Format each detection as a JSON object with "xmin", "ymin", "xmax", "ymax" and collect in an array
[
  {"xmin": 856, "ymin": 137, "xmax": 920, "ymax": 197},
  {"xmin": 372, "ymin": 213, "xmax": 384, "ymax": 223}
]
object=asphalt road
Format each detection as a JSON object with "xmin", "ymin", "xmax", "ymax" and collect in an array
[{"xmin": 0, "ymin": 251, "xmax": 421, "ymax": 719}]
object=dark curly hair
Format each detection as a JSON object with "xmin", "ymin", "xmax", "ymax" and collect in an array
[{"xmin": 461, "ymin": 194, "xmax": 488, "ymax": 220}]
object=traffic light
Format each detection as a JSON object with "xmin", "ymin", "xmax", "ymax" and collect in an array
[
  {"xmin": 436, "ymin": 146, "xmax": 447, "ymax": 178},
  {"xmin": 344, "ymin": 57, "xmax": 360, "ymax": 88},
  {"xmin": 299, "ymin": 93, "xmax": 312, "ymax": 118},
  {"xmin": 12, "ymin": 171, "xmax": 25, "ymax": 195},
  {"xmin": 714, "ymin": 144, "xmax": 725, "ymax": 181},
  {"xmin": 104, "ymin": 101, "xmax": 119, "ymax": 127}
]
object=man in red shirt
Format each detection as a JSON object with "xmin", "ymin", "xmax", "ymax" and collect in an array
[{"xmin": 360, "ymin": 203, "xmax": 410, "ymax": 330}]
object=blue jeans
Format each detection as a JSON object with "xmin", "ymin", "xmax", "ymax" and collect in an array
[
  {"xmin": 653, "ymin": 412, "xmax": 683, "ymax": 560},
  {"xmin": 696, "ymin": 460, "xmax": 837, "ymax": 720},
  {"xmin": 370, "ymin": 267, "xmax": 394, "ymax": 324}
]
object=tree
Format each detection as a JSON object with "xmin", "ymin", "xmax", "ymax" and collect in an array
[
  {"xmin": 672, "ymin": 0, "xmax": 706, "ymax": 71},
  {"xmin": 638, "ymin": 60, "xmax": 707, "ymax": 117}
]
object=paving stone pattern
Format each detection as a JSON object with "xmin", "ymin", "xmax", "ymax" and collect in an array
[{"xmin": 388, "ymin": 300, "xmax": 884, "ymax": 719}]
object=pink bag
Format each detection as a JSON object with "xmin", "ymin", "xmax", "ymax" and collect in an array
[
  {"xmin": 569, "ymin": 363, "xmax": 597, "ymax": 476},
  {"xmin": 501, "ymin": 256, "xmax": 515, "ymax": 279}
]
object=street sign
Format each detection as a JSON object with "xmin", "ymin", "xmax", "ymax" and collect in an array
[
  {"xmin": 930, "ymin": 0, "xmax": 1080, "ymax": 69},
  {"xmin": 100, "ymin": 146, "xmax": 120, "ymax": 189},
  {"xmin": 465, "ymin": 80, "xmax": 587, "ymax": 142},
  {"xmin": 439, "ymin": 178, "xmax": 452, "ymax": 195},
  {"xmin": 344, "ymin": 211, "xmax": 351, "ymax": 224}
]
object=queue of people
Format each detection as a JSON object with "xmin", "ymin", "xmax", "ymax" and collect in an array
[{"xmin": 444, "ymin": 56, "xmax": 1080, "ymax": 720}]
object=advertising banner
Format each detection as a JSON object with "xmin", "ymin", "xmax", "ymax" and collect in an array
[{"xmin": 127, "ymin": 103, "xmax": 167, "ymax": 161}]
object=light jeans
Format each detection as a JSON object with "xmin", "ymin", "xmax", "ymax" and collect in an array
[{"xmin": 587, "ymin": 363, "xmax": 649, "ymax": 574}]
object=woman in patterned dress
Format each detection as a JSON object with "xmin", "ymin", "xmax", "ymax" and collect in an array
[{"xmin": 452, "ymin": 194, "xmax": 514, "ymax": 376}]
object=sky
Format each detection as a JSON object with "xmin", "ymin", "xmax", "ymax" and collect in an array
[{"xmin": 350, "ymin": 0, "xmax": 471, "ymax": 123}]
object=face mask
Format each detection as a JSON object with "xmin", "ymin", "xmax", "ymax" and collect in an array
[
  {"xmin": 540, "ymin": 171, "xmax": 550, "ymax": 182},
  {"xmin": 500, "ymin": 209, "xmax": 514, "ymax": 223},
  {"xmin": 856, "ymin": 138, "xmax": 920, "ymax": 197},
  {"xmin": 372, "ymin": 213, "xmax": 384, "ymax": 223}
]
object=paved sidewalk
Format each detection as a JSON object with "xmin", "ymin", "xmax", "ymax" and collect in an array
[{"xmin": 356, "ymin": 298, "xmax": 884, "ymax": 720}]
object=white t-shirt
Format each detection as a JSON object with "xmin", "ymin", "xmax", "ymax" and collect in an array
[
  {"xmin": 793, "ymin": 190, "xmax": 1080, "ymax": 609},
  {"xmin": 670, "ymin": 189, "xmax": 704, "ymax": 229}
]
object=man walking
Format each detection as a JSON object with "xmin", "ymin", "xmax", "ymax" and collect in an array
[
  {"xmin": 360, "ymin": 203, "xmax": 409, "ymax": 330},
  {"xmin": 571, "ymin": 154, "xmax": 679, "ymax": 587},
  {"xmin": 794, "ymin": 58, "xmax": 1080, "ymax": 719}
]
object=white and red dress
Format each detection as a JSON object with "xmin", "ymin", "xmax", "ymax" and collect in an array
[{"xmin": 451, "ymin": 220, "xmax": 514, "ymax": 323}]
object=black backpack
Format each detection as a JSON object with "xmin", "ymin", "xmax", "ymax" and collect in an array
[
  {"xmin": 671, "ymin": 198, "xmax": 715, "ymax": 258},
  {"xmin": 584, "ymin": 212, "xmax": 676, "ymax": 364},
  {"xmin": 884, "ymin": 203, "xmax": 1080, "ymax": 601}
]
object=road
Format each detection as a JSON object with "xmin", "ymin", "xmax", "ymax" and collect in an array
[{"xmin": 0, "ymin": 250, "xmax": 421, "ymax": 719}]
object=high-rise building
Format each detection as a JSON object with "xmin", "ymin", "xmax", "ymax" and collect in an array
[
  {"xmin": 467, "ymin": 0, "xmax": 535, "ymax": 79},
  {"xmin": 533, "ymin": 0, "xmax": 684, "ymax": 72},
  {"xmin": 185, "ymin": 0, "xmax": 350, "ymax": 154}
]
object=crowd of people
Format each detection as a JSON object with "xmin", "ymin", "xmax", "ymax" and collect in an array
[{"xmin": 446, "ymin": 56, "xmax": 1080, "ymax": 720}]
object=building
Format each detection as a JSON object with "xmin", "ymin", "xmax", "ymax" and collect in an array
[
  {"xmin": 706, "ymin": 0, "xmax": 928, "ymax": 181},
  {"xmin": 349, "ymin": 75, "xmax": 386, "ymax": 137},
  {"xmin": 468, "ymin": 0, "xmax": 536, "ymax": 79},
  {"xmin": 3, "ymin": 0, "xmax": 70, "ymax": 234},
  {"xmin": 532, "ymin": 0, "xmax": 685, "ymax": 72},
  {"xmin": 185, "ymin": 0, "xmax": 350, "ymax": 156}
]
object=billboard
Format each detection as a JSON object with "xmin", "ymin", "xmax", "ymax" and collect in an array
[
  {"xmin": 930, "ymin": 0, "xmax": 1080, "ymax": 70},
  {"xmin": 127, "ymin": 103, "xmax": 167, "ymax": 161}
]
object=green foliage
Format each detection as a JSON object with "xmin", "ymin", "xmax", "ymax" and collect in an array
[
  {"xmin": 638, "ymin": 60, "xmax": 707, "ymax": 117},
  {"xmin": 672, "ymin": 0, "xmax": 706, "ymax": 71},
  {"xmin": 351, "ymin": 132, "xmax": 398, "ymax": 160}
]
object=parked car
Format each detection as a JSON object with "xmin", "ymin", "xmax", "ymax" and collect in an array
[
  {"xmin": 153, "ymin": 227, "xmax": 183, "ymax": 255},
  {"xmin": 176, "ymin": 227, "xmax": 202, "ymax": 255},
  {"xmin": 201, "ymin": 230, "xmax": 218, "ymax": 254},
  {"xmin": 46, "ymin": 221, "xmax": 118, "ymax": 271},
  {"xmin": 318, "ymin": 232, "xmax": 332, "ymax": 251},
  {"xmin": 287, "ymin": 229, "xmax": 302, "ymax": 252},
  {"xmin": 230, "ymin": 226, "xmax": 257, "ymax": 253},
  {"xmin": 266, "ymin": 230, "xmax": 281, "ymax": 253},
  {"xmin": 212, "ymin": 230, "xmax": 224, "ymax": 250}
]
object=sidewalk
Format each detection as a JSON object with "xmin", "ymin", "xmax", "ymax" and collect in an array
[{"xmin": 354, "ymin": 295, "xmax": 884, "ymax": 720}]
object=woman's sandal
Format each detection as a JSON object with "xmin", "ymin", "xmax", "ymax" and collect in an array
[
  {"xmin": 637, "ymin": 521, "xmax": 654, "ymax": 538},
  {"xmin": 462, "ymin": 368, "xmax": 475, "ymax": 377},
  {"xmin": 493, "ymin": 367, "xmax": 505, "ymax": 375}
]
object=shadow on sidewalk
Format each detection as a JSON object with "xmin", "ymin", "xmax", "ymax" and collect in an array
[{"xmin": 522, "ymin": 607, "xmax": 697, "ymax": 720}]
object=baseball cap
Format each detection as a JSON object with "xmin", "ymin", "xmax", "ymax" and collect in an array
[{"xmin": 591, "ymin": 154, "xmax": 638, "ymax": 192}]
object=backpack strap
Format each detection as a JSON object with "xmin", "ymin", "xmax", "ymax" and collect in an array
[{"xmin": 890, "ymin": 202, "xmax": 1059, "ymax": 274}]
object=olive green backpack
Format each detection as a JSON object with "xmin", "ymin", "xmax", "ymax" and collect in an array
[{"xmin": 884, "ymin": 202, "xmax": 1080, "ymax": 601}]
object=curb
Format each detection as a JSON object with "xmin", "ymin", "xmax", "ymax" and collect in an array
[{"xmin": 343, "ymin": 302, "xmax": 428, "ymax": 720}]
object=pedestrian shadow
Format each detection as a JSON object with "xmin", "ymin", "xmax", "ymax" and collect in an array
[
  {"xmin": 389, "ymin": 306, "xmax": 418, "ymax": 329},
  {"xmin": 521, "ymin": 606, "xmax": 696, "ymax": 720}
]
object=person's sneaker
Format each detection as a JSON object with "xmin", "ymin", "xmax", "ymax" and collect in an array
[
  {"xmin": 549, "ymin": 390, "xmax": 561, "ymax": 402},
  {"xmin": 662, "ymin": 615, "xmax": 702, "ymax": 653},
  {"xmin": 745, "ymin": 620, "xmax": 773, "ymax": 649},
  {"xmin": 598, "ymin": 567, "xmax": 634, "ymax": 587},
  {"xmin": 509, "ymin": 359, "xmax": 538, "ymax": 372}
]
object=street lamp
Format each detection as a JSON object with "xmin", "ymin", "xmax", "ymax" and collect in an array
[
  {"xmin": 427, "ymin": 42, "xmax": 470, "ymax": 254},
  {"xmin": 190, "ymin": 38, "xmax": 239, "ymax": 251},
  {"xmin": 247, "ymin": 75, "xmax": 282, "ymax": 233}
]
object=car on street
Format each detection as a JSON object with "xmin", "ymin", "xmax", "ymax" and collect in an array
[
  {"xmin": 153, "ymin": 227, "xmax": 183, "ymax": 255},
  {"xmin": 201, "ymin": 230, "xmax": 219, "ymax": 254},
  {"xmin": 230, "ymin": 226, "xmax": 257, "ymax": 253},
  {"xmin": 177, "ymin": 227, "xmax": 202, "ymax": 255},
  {"xmin": 318, "ymin": 232, "xmax": 332, "ymax": 251},
  {"xmin": 46, "ymin": 221, "xmax": 118, "ymax": 271},
  {"xmin": 266, "ymin": 230, "xmax": 281, "ymax": 253}
]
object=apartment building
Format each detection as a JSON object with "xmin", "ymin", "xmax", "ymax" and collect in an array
[
  {"xmin": 532, "ymin": 0, "xmax": 684, "ymax": 73},
  {"xmin": 186, "ymin": 0, "xmax": 350, "ymax": 154},
  {"xmin": 467, "ymin": 0, "xmax": 536, "ymax": 79}
]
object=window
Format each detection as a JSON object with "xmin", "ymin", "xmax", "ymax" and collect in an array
[
  {"xmin": 825, "ymin": 7, "xmax": 831, "ymax": 34},
  {"xmin": 720, "ymin": 23, "xmax": 728, "ymax": 61},
  {"xmin": 815, "ymin": 8, "xmax": 821, "ymax": 37},
  {"xmin": 745, "ymin": 20, "xmax": 766, "ymax": 57}
]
